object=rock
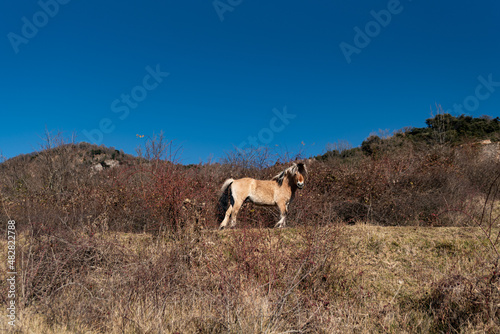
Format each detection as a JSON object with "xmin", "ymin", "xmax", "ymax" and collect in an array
[
  {"xmin": 91, "ymin": 164, "xmax": 104, "ymax": 174},
  {"xmin": 104, "ymin": 159, "xmax": 119, "ymax": 168}
]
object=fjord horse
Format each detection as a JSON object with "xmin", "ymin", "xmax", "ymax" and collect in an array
[{"xmin": 218, "ymin": 162, "xmax": 307, "ymax": 229}]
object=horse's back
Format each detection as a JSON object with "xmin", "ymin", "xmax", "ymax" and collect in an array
[{"xmin": 233, "ymin": 178, "xmax": 277, "ymax": 205}]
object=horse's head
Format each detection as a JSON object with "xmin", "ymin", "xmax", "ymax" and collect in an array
[
  {"xmin": 288, "ymin": 162, "xmax": 307, "ymax": 189},
  {"xmin": 272, "ymin": 162, "xmax": 307, "ymax": 188}
]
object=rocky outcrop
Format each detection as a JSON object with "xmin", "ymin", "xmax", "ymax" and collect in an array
[{"xmin": 91, "ymin": 159, "xmax": 120, "ymax": 174}]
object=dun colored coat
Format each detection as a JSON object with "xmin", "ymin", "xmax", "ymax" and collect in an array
[{"xmin": 218, "ymin": 162, "xmax": 307, "ymax": 229}]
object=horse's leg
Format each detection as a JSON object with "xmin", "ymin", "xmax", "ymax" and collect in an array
[
  {"xmin": 274, "ymin": 201, "xmax": 288, "ymax": 228},
  {"xmin": 219, "ymin": 204, "xmax": 233, "ymax": 229},
  {"xmin": 229, "ymin": 198, "xmax": 243, "ymax": 227}
]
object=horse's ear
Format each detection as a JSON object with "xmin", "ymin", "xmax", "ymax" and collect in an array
[
  {"xmin": 286, "ymin": 164, "xmax": 297, "ymax": 176},
  {"xmin": 296, "ymin": 161, "xmax": 307, "ymax": 175}
]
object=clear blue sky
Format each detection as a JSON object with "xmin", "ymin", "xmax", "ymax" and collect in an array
[{"xmin": 1, "ymin": 0, "xmax": 499, "ymax": 164}]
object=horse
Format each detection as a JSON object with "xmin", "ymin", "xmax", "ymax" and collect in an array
[{"xmin": 218, "ymin": 162, "xmax": 307, "ymax": 229}]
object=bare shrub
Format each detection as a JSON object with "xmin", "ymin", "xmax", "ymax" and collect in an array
[
  {"xmin": 193, "ymin": 225, "xmax": 342, "ymax": 332},
  {"xmin": 221, "ymin": 146, "xmax": 275, "ymax": 171},
  {"xmin": 422, "ymin": 273, "xmax": 499, "ymax": 333},
  {"xmin": 310, "ymin": 143, "xmax": 484, "ymax": 226},
  {"xmin": 411, "ymin": 171, "xmax": 500, "ymax": 332},
  {"xmin": 13, "ymin": 218, "xmax": 342, "ymax": 332}
]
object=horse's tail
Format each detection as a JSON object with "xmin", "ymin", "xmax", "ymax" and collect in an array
[{"xmin": 217, "ymin": 178, "xmax": 234, "ymax": 223}]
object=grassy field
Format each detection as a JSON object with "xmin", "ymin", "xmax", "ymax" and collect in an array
[{"xmin": 1, "ymin": 224, "xmax": 498, "ymax": 333}]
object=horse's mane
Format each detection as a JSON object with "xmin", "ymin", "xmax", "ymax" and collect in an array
[
  {"xmin": 272, "ymin": 170, "xmax": 286, "ymax": 186},
  {"xmin": 272, "ymin": 162, "xmax": 307, "ymax": 186}
]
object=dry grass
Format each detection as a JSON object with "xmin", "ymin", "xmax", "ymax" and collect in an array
[{"xmin": 1, "ymin": 224, "xmax": 498, "ymax": 333}]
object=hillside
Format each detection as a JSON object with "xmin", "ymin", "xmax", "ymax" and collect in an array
[
  {"xmin": 0, "ymin": 114, "xmax": 499, "ymax": 333},
  {"xmin": 318, "ymin": 113, "xmax": 500, "ymax": 161},
  {"xmin": 1, "ymin": 141, "xmax": 138, "ymax": 172}
]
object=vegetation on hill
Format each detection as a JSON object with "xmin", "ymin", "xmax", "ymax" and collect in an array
[
  {"xmin": 318, "ymin": 113, "xmax": 500, "ymax": 161},
  {"xmin": 408, "ymin": 113, "xmax": 500, "ymax": 144},
  {"xmin": 0, "ymin": 115, "xmax": 499, "ymax": 332}
]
